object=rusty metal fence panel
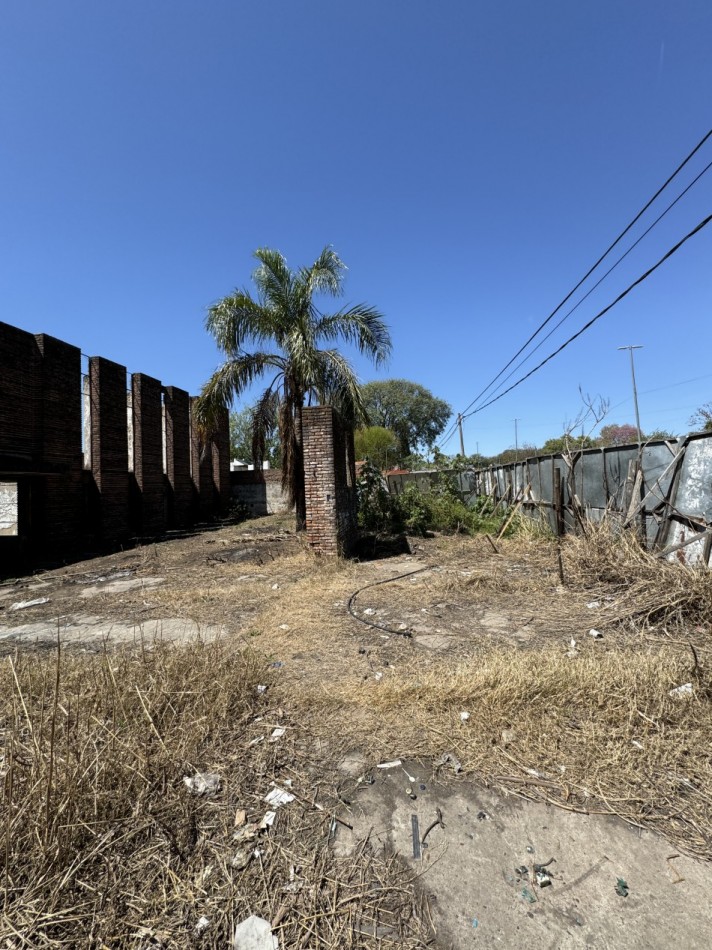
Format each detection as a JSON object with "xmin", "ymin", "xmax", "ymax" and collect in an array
[{"xmin": 385, "ymin": 432, "xmax": 712, "ymax": 567}]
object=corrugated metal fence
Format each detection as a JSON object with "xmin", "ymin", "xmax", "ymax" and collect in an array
[{"xmin": 386, "ymin": 432, "xmax": 712, "ymax": 567}]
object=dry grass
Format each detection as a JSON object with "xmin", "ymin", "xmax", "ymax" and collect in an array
[
  {"xmin": 294, "ymin": 642, "xmax": 712, "ymax": 859},
  {"xmin": 3, "ymin": 516, "xmax": 712, "ymax": 946},
  {"xmin": 559, "ymin": 521, "xmax": 712, "ymax": 630},
  {"xmin": 0, "ymin": 637, "xmax": 430, "ymax": 948}
]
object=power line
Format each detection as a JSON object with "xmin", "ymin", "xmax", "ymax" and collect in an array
[
  {"xmin": 453, "ymin": 125, "xmax": 712, "ymax": 423},
  {"xmin": 462, "ymin": 155, "xmax": 712, "ymax": 414},
  {"xmin": 464, "ymin": 212, "xmax": 712, "ymax": 418}
]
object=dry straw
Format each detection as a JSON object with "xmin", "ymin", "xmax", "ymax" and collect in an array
[{"xmin": 0, "ymin": 638, "xmax": 430, "ymax": 948}]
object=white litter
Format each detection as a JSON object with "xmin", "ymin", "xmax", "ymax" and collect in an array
[
  {"xmin": 9, "ymin": 598, "xmax": 50, "ymax": 611},
  {"xmin": 271, "ymin": 584, "xmax": 280, "ymax": 590},
  {"xmin": 586, "ymin": 601, "xmax": 600, "ymax": 609},
  {"xmin": 377, "ymin": 759, "xmax": 402, "ymax": 769},
  {"xmin": 669, "ymin": 683, "xmax": 693, "ymax": 699},
  {"xmin": 264, "ymin": 787, "xmax": 295, "ymax": 807},
  {"xmin": 588, "ymin": 629, "xmax": 603, "ymax": 639},
  {"xmin": 183, "ymin": 772, "xmax": 221, "ymax": 796},
  {"xmin": 631, "ymin": 740, "xmax": 644, "ymax": 750},
  {"xmin": 233, "ymin": 914, "xmax": 279, "ymax": 950},
  {"xmin": 249, "ymin": 736, "xmax": 265, "ymax": 746},
  {"xmin": 363, "ymin": 607, "xmax": 376, "ymax": 616},
  {"xmin": 374, "ymin": 671, "xmax": 383, "ymax": 681},
  {"xmin": 194, "ymin": 916, "xmax": 210, "ymax": 936},
  {"xmin": 278, "ymin": 623, "xmax": 290, "ymax": 630},
  {"xmin": 269, "ymin": 727, "xmax": 286, "ymax": 742},
  {"xmin": 256, "ymin": 685, "xmax": 267, "ymax": 694},
  {"xmin": 260, "ymin": 811, "xmax": 276, "ymax": 829},
  {"xmin": 460, "ymin": 711, "xmax": 470, "ymax": 721}
]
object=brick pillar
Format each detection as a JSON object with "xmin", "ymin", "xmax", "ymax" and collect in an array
[
  {"xmin": 211, "ymin": 406, "xmax": 231, "ymax": 513},
  {"xmin": 89, "ymin": 356, "xmax": 129, "ymax": 546},
  {"xmin": 0, "ymin": 323, "xmax": 42, "ymax": 570},
  {"xmin": 164, "ymin": 386, "xmax": 192, "ymax": 527},
  {"xmin": 303, "ymin": 406, "xmax": 357, "ymax": 556},
  {"xmin": 190, "ymin": 397, "xmax": 214, "ymax": 518},
  {"xmin": 0, "ymin": 322, "xmax": 42, "ymax": 464},
  {"xmin": 131, "ymin": 372, "xmax": 165, "ymax": 536},
  {"xmin": 35, "ymin": 334, "xmax": 83, "ymax": 558}
]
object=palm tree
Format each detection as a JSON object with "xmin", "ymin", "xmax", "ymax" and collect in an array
[{"xmin": 196, "ymin": 246, "xmax": 391, "ymax": 529}]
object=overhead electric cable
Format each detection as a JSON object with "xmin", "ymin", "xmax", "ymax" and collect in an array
[
  {"xmin": 464, "ymin": 213, "xmax": 712, "ymax": 417},
  {"xmin": 468, "ymin": 156, "xmax": 712, "ymax": 410},
  {"xmin": 455, "ymin": 126, "xmax": 712, "ymax": 421}
]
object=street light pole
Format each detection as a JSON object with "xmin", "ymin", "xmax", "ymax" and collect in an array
[
  {"xmin": 457, "ymin": 413, "xmax": 465, "ymax": 457},
  {"xmin": 618, "ymin": 345, "xmax": 643, "ymax": 445},
  {"xmin": 514, "ymin": 418, "xmax": 520, "ymax": 462}
]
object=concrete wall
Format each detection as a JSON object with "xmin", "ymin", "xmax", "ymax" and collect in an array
[
  {"xmin": 231, "ymin": 469, "xmax": 290, "ymax": 517},
  {"xmin": 0, "ymin": 319, "xmax": 231, "ymax": 574}
]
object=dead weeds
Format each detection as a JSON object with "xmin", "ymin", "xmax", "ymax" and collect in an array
[
  {"xmin": 0, "ymin": 638, "xmax": 431, "ymax": 948},
  {"xmin": 3, "ymin": 515, "xmax": 712, "ymax": 947}
]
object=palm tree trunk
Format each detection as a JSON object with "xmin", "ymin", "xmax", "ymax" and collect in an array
[{"xmin": 293, "ymin": 404, "xmax": 306, "ymax": 532}]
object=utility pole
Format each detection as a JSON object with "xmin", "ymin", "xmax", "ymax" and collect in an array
[
  {"xmin": 457, "ymin": 413, "xmax": 465, "ymax": 457},
  {"xmin": 514, "ymin": 418, "xmax": 520, "ymax": 462},
  {"xmin": 618, "ymin": 345, "xmax": 643, "ymax": 445}
]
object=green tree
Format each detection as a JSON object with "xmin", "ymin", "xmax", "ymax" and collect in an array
[
  {"xmin": 361, "ymin": 379, "xmax": 451, "ymax": 457},
  {"xmin": 230, "ymin": 406, "xmax": 282, "ymax": 467},
  {"xmin": 689, "ymin": 403, "xmax": 712, "ymax": 433},
  {"xmin": 196, "ymin": 247, "xmax": 391, "ymax": 529},
  {"xmin": 540, "ymin": 434, "xmax": 595, "ymax": 455},
  {"xmin": 647, "ymin": 428, "xmax": 677, "ymax": 441},
  {"xmin": 354, "ymin": 426, "xmax": 399, "ymax": 470},
  {"xmin": 597, "ymin": 423, "xmax": 639, "ymax": 446}
]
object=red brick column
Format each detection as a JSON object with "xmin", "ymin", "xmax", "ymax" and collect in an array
[
  {"xmin": 164, "ymin": 386, "xmax": 192, "ymax": 527},
  {"xmin": 211, "ymin": 406, "xmax": 231, "ymax": 513},
  {"xmin": 190, "ymin": 398, "xmax": 214, "ymax": 518},
  {"xmin": 302, "ymin": 406, "xmax": 357, "ymax": 556},
  {"xmin": 0, "ymin": 322, "xmax": 42, "ymax": 463},
  {"xmin": 89, "ymin": 356, "xmax": 129, "ymax": 545},
  {"xmin": 131, "ymin": 373, "xmax": 165, "ymax": 535},
  {"xmin": 36, "ymin": 334, "xmax": 83, "ymax": 558}
]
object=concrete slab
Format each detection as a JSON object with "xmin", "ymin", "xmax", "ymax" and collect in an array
[
  {"xmin": 333, "ymin": 760, "xmax": 712, "ymax": 949},
  {"xmin": 79, "ymin": 577, "xmax": 165, "ymax": 598},
  {"xmin": 0, "ymin": 614, "xmax": 225, "ymax": 651}
]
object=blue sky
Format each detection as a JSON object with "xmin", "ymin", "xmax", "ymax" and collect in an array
[{"xmin": 2, "ymin": 1, "xmax": 711, "ymax": 456}]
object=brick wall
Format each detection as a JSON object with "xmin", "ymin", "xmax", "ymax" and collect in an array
[
  {"xmin": 35, "ymin": 334, "xmax": 83, "ymax": 558},
  {"xmin": 211, "ymin": 406, "xmax": 231, "ymax": 512},
  {"xmin": 131, "ymin": 373, "xmax": 165, "ymax": 535},
  {"xmin": 190, "ymin": 398, "xmax": 214, "ymax": 518},
  {"xmin": 302, "ymin": 406, "xmax": 357, "ymax": 555},
  {"xmin": 164, "ymin": 386, "xmax": 192, "ymax": 527},
  {"xmin": 89, "ymin": 356, "xmax": 129, "ymax": 546}
]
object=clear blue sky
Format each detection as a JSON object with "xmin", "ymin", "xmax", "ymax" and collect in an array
[{"xmin": 2, "ymin": 1, "xmax": 711, "ymax": 456}]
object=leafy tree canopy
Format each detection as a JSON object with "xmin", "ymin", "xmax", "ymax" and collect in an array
[
  {"xmin": 540, "ymin": 434, "xmax": 595, "ymax": 455},
  {"xmin": 689, "ymin": 403, "xmax": 712, "ymax": 433},
  {"xmin": 597, "ymin": 423, "xmax": 640, "ymax": 446},
  {"xmin": 230, "ymin": 406, "xmax": 282, "ymax": 467},
  {"xmin": 361, "ymin": 379, "xmax": 451, "ymax": 457},
  {"xmin": 354, "ymin": 426, "xmax": 399, "ymax": 470}
]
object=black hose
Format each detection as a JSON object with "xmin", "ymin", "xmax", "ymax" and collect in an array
[{"xmin": 346, "ymin": 566, "xmax": 432, "ymax": 639}]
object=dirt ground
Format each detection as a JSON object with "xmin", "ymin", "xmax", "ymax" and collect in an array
[{"xmin": 2, "ymin": 515, "xmax": 711, "ymax": 948}]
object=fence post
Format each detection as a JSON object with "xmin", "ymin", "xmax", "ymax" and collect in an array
[{"xmin": 554, "ymin": 467, "xmax": 564, "ymax": 537}]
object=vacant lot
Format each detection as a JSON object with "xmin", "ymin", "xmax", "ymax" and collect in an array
[{"xmin": 2, "ymin": 515, "xmax": 711, "ymax": 948}]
